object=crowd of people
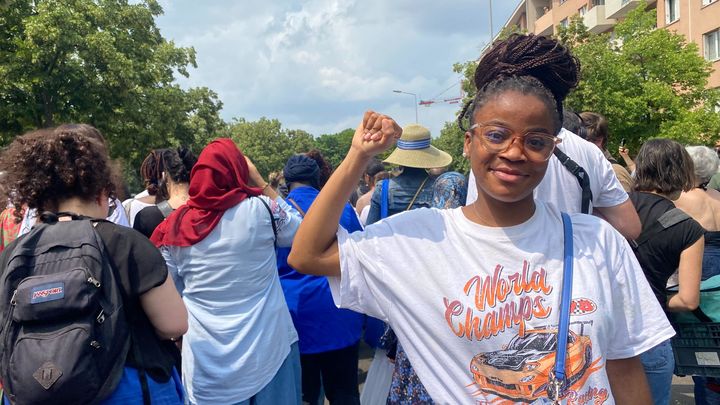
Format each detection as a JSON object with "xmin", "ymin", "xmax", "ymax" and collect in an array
[{"xmin": 0, "ymin": 33, "xmax": 718, "ymax": 405}]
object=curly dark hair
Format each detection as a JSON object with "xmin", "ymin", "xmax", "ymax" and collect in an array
[
  {"xmin": 156, "ymin": 146, "xmax": 197, "ymax": 203},
  {"xmin": 305, "ymin": 149, "xmax": 333, "ymax": 190},
  {"xmin": 458, "ymin": 33, "xmax": 580, "ymax": 134},
  {"xmin": 633, "ymin": 139, "xmax": 695, "ymax": 195},
  {"xmin": 0, "ymin": 126, "xmax": 116, "ymax": 220}
]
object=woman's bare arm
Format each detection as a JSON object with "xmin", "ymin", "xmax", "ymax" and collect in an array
[
  {"xmin": 288, "ymin": 111, "xmax": 401, "ymax": 276},
  {"xmin": 606, "ymin": 356, "xmax": 652, "ymax": 404}
]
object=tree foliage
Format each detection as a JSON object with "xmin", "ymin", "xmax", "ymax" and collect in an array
[
  {"xmin": 315, "ymin": 128, "xmax": 354, "ymax": 170},
  {"xmin": 444, "ymin": 1, "xmax": 719, "ymax": 167},
  {"xmin": 225, "ymin": 117, "xmax": 316, "ymax": 178},
  {"xmin": 558, "ymin": 2, "xmax": 720, "ymax": 152},
  {"xmin": 0, "ymin": 0, "xmax": 224, "ymax": 187}
]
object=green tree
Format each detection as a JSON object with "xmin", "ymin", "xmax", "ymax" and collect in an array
[
  {"xmin": 558, "ymin": 2, "xmax": 720, "ymax": 151},
  {"xmin": 226, "ymin": 117, "xmax": 318, "ymax": 178},
  {"xmin": 0, "ymin": 0, "xmax": 224, "ymax": 185},
  {"xmin": 445, "ymin": 2, "xmax": 719, "ymax": 166},
  {"xmin": 314, "ymin": 128, "xmax": 354, "ymax": 169}
]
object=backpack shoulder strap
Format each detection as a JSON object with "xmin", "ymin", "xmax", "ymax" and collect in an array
[
  {"xmin": 633, "ymin": 208, "xmax": 691, "ymax": 248},
  {"xmin": 380, "ymin": 179, "xmax": 390, "ymax": 219},
  {"xmin": 156, "ymin": 200, "xmax": 173, "ymax": 218},
  {"xmin": 553, "ymin": 148, "xmax": 593, "ymax": 214},
  {"xmin": 257, "ymin": 197, "xmax": 278, "ymax": 248}
]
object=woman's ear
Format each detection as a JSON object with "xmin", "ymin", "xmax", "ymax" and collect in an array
[{"xmin": 463, "ymin": 131, "xmax": 472, "ymax": 159}]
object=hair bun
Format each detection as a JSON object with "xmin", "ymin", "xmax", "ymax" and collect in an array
[{"xmin": 475, "ymin": 33, "xmax": 580, "ymax": 106}]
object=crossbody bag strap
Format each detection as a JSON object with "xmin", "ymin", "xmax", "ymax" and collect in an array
[
  {"xmin": 554, "ymin": 149, "xmax": 593, "ymax": 214},
  {"xmin": 287, "ymin": 198, "xmax": 306, "ymax": 217},
  {"xmin": 257, "ymin": 196, "xmax": 278, "ymax": 248},
  {"xmin": 380, "ymin": 179, "xmax": 390, "ymax": 220},
  {"xmin": 405, "ymin": 176, "xmax": 430, "ymax": 211},
  {"xmin": 632, "ymin": 208, "xmax": 691, "ymax": 248},
  {"xmin": 548, "ymin": 212, "xmax": 574, "ymax": 404}
]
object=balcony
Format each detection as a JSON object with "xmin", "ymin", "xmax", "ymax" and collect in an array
[
  {"xmin": 606, "ymin": 0, "xmax": 642, "ymax": 19},
  {"xmin": 535, "ymin": 8, "xmax": 554, "ymax": 36},
  {"xmin": 583, "ymin": 5, "xmax": 616, "ymax": 33}
]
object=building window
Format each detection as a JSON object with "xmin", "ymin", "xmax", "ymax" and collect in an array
[
  {"xmin": 704, "ymin": 30, "xmax": 720, "ymax": 61},
  {"xmin": 702, "ymin": 0, "xmax": 717, "ymax": 6},
  {"xmin": 560, "ymin": 18, "xmax": 569, "ymax": 28},
  {"xmin": 665, "ymin": 0, "xmax": 679, "ymax": 24},
  {"xmin": 593, "ymin": 0, "xmax": 605, "ymax": 5},
  {"xmin": 579, "ymin": 5, "xmax": 588, "ymax": 16}
]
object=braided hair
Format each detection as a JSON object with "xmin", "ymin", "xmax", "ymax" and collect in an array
[
  {"xmin": 458, "ymin": 34, "xmax": 580, "ymax": 134},
  {"xmin": 139, "ymin": 149, "xmax": 169, "ymax": 196}
]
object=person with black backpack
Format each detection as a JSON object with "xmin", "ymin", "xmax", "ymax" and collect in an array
[{"xmin": 0, "ymin": 126, "xmax": 188, "ymax": 404}]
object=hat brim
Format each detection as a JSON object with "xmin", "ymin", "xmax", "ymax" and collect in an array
[{"xmin": 383, "ymin": 146, "xmax": 453, "ymax": 169}]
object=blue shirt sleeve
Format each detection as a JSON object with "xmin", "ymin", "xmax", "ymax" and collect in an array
[{"xmin": 367, "ymin": 185, "xmax": 382, "ymax": 225}]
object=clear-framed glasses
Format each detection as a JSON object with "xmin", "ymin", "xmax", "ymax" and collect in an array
[{"xmin": 469, "ymin": 123, "xmax": 560, "ymax": 162}]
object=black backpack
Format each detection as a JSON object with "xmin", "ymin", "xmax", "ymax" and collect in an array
[{"xmin": 0, "ymin": 215, "xmax": 130, "ymax": 405}]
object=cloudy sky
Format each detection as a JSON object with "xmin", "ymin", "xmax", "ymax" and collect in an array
[{"xmin": 155, "ymin": 0, "xmax": 519, "ymax": 137}]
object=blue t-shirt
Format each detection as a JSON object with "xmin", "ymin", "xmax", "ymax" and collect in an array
[{"xmin": 276, "ymin": 186, "xmax": 364, "ymax": 354}]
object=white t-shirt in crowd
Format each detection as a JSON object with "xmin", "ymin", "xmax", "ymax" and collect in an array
[
  {"xmin": 162, "ymin": 196, "xmax": 301, "ymax": 404},
  {"xmin": 467, "ymin": 128, "xmax": 628, "ymax": 214},
  {"xmin": 122, "ymin": 190, "xmax": 154, "ymax": 227},
  {"xmin": 18, "ymin": 198, "xmax": 129, "ymax": 236},
  {"xmin": 331, "ymin": 202, "xmax": 673, "ymax": 404}
]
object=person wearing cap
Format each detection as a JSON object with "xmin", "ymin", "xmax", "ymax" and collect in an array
[
  {"xmin": 276, "ymin": 153, "xmax": 364, "ymax": 405},
  {"xmin": 365, "ymin": 124, "xmax": 452, "ymax": 225}
]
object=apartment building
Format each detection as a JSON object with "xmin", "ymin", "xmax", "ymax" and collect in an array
[{"xmin": 501, "ymin": 0, "xmax": 720, "ymax": 88}]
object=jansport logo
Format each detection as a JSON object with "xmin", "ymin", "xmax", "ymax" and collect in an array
[
  {"xmin": 570, "ymin": 298, "xmax": 597, "ymax": 316},
  {"xmin": 30, "ymin": 282, "xmax": 65, "ymax": 304},
  {"xmin": 32, "ymin": 287, "xmax": 63, "ymax": 299}
]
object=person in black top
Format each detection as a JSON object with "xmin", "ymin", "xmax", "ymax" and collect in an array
[
  {"xmin": 0, "ymin": 125, "xmax": 188, "ymax": 404},
  {"xmin": 133, "ymin": 147, "xmax": 196, "ymax": 239},
  {"xmin": 629, "ymin": 138, "xmax": 705, "ymax": 405}
]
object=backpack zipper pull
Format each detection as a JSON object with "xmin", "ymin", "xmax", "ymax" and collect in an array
[{"xmin": 87, "ymin": 277, "xmax": 101, "ymax": 288}]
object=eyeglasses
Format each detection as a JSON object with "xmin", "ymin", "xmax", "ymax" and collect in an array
[{"xmin": 469, "ymin": 124, "xmax": 559, "ymax": 162}]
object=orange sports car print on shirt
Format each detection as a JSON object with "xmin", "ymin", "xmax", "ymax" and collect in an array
[{"xmin": 469, "ymin": 328, "xmax": 599, "ymax": 403}]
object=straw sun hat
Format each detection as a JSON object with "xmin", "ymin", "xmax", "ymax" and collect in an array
[{"xmin": 383, "ymin": 124, "xmax": 452, "ymax": 169}]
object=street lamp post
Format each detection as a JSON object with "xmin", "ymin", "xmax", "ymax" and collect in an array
[
  {"xmin": 392, "ymin": 90, "xmax": 418, "ymax": 123},
  {"xmin": 489, "ymin": 0, "xmax": 494, "ymax": 41}
]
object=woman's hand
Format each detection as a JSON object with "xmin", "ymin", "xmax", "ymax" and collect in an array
[
  {"xmin": 618, "ymin": 146, "xmax": 631, "ymax": 158},
  {"xmin": 244, "ymin": 156, "xmax": 265, "ymax": 187},
  {"xmin": 350, "ymin": 111, "xmax": 402, "ymax": 160}
]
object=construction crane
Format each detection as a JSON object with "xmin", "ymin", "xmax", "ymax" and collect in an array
[{"xmin": 418, "ymin": 80, "xmax": 464, "ymax": 107}]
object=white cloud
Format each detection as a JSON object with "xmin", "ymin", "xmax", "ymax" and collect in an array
[{"xmin": 156, "ymin": 0, "xmax": 519, "ymax": 138}]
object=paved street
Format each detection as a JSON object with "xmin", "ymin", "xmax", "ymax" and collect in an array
[{"xmin": 672, "ymin": 376, "xmax": 696, "ymax": 405}]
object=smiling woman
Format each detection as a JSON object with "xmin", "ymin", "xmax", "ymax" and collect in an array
[{"xmin": 288, "ymin": 33, "xmax": 672, "ymax": 404}]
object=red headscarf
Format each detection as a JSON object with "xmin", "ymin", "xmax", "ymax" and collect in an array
[{"xmin": 151, "ymin": 138, "xmax": 262, "ymax": 247}]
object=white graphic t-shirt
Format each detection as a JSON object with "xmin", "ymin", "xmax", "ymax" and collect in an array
[{"xmin": 331, "ymin": 202, "xmax": 674, "ymax": 404}]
